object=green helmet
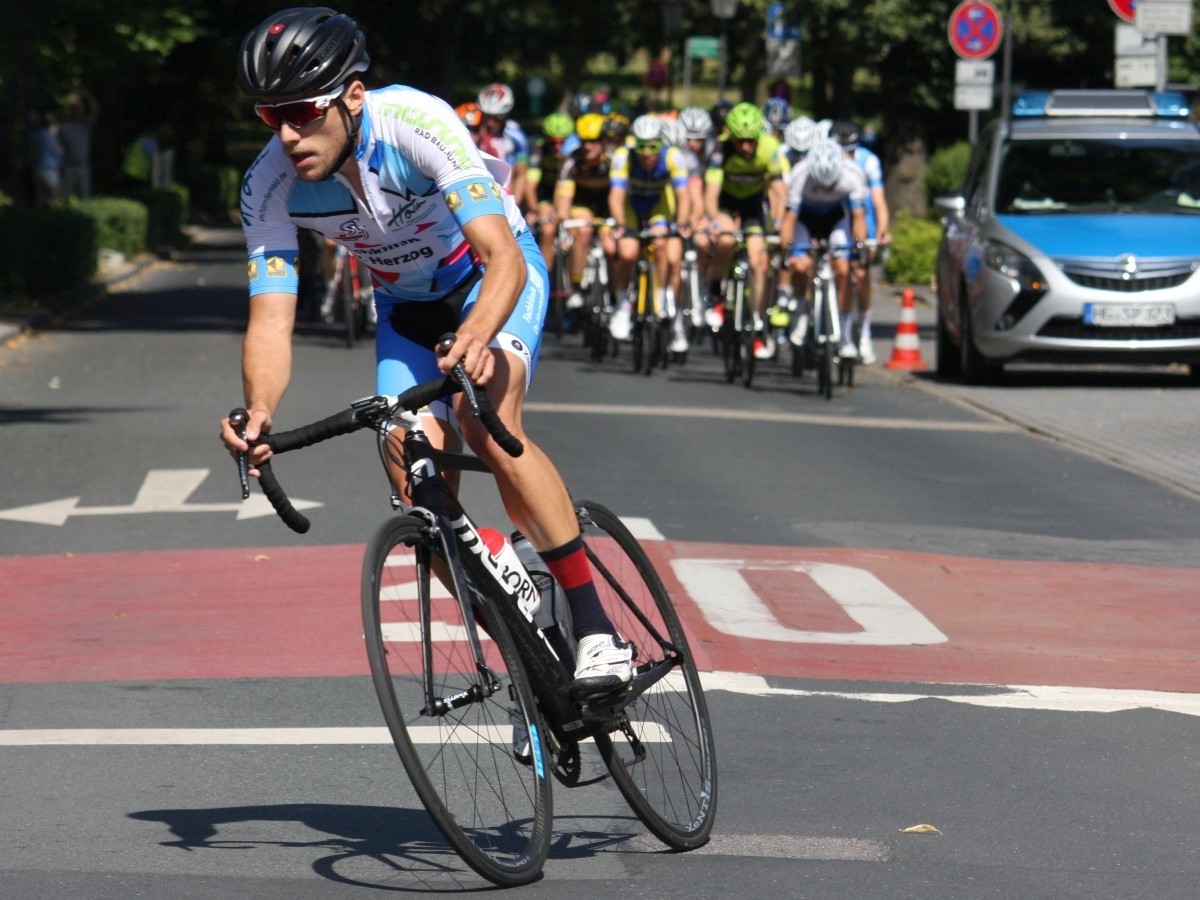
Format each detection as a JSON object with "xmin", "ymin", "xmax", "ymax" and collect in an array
[
  {"xmin": 725, "ymin": 102, "xmax": 764, "ymax": 140},
  {"xmin": 542, "ymin": 112, "xmax": 575, "ymax": 139}
]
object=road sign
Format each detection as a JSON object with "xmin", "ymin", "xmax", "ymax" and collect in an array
[
  {"xmin": 1136, "ymin": 0, "xmax": 1192, "ymax": 35},
  {"xmin": 687, "ymin": 35, "xmax": 721, "ymax": 60},
  {"xmin": 948, "ymin": 0, "xmax": 1004, "ymax": 61},
  {"xmin": 955, "ymin": 59, "xmax": 995, "ymax": 85},
  {"xmin": 1115, "ymin": 56, "xmax": 1159, "ymax": 87},
  {"xmin": 1115, "ymin": 22, "xmax": 1157, "ymax": 56},
  {"xmin": 955, "ymin": 84, "xmax": 995, "ymax": 110},
  {"xmin": 1108, "ymin": 0, "xmax": 1137, "ymax": 24}
]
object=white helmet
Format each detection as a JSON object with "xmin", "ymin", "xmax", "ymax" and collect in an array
[
  {"xmin": 807, "ymin": 139, "xmax": 844, "ymax": 188},
  {"xmin": 679, "ymin": 107, "xmax": 713, "ymax": 140},
  {"xmin": 478, "ymin": 82, "xmax": 515, "ymax": 116},
  {"xmin": 817, "ymin": 118, "xmax": 833, "ymax": 138},
  {"xmin": 630, "ymin": 115, "xmax": 662, "ymax": 143},
  {"xmin": 661, "ymin": 117, "xmax": 687, "ymax": 148},
  {"xmin": 783, "ymin": 116, "xmax": 819, "ymax": 155}
]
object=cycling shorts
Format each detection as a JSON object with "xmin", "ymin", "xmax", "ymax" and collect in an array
[
  {"xmin": 718, "ymin": 191, "xmax": 769, "ymax": 234},
  {"xmin": 790, "ymin": 209, "xmax": 853, "ymax": 259},
  {"xmin": 375, "ymin": 229, "xmax": 547, "ymax": 418}
]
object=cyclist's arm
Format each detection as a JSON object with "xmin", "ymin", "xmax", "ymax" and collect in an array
[
  {"xmin": 553, "ymin": 180, "xmax": 575, "ymax": 222},
  {"xmin": 703, "ymin": 176, "xmax": 722, "ymax": 222},
  {"xmin": 768, "ymin": 175, "xmax": 787, "ymax": 229},
  {"xmin": 608, "ymin": 184, "xmax": 628, "ymax": 231},
  {"xmin": 850, "ymin": 206, "xmax": 868, "ymax": 245},
  {"xmin": 226, "ymin": 290, "xmax": 297, "ymax": 467},
  {"xmin": 779, "ymin": 208, "xmax": 796, "ymax": 251},
  {"xmin": 871, "ymin": 184, "xmax": 890, "ymax": 244},
  {"xmin": 445, "ymin": 213, "xmax": 526, "ymax": 384}
]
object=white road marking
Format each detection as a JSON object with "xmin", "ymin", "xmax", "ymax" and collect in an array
[
  {"xmin": 525, "ymin": 401, "xmax": 1014, "ymax": 432},
  {"xmin": 0, "ymin": 469, "xmax": 321, "ymax": 525},
  {"xmin": 673, "ymin": 559, "xmax": 948, "ymax": 645},
  {"xmin": 0, "ymin": 723, "xmax": 671, "ymax": 746},
  {"xmin": 2, "ymin": 678, "xmax": 1196, "ymax": 747},
  {"xmin": 695, "ymin": 833, "xmax": 890, "ymax": 862}
]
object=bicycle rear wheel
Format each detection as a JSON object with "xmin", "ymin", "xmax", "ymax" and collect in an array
[
  {"xmin": 361, "ymin": 515, "xmax": 552, "ymax": 886},
  {"xmin": 574, "ymin": 502, "xmax": 718, "ymax": 850}
]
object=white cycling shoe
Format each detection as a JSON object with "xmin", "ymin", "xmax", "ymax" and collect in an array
[{"xmin": 572, "ymin": 634, "xmax": 633, "ymax": 694}]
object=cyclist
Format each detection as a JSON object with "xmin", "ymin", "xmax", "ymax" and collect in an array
[
  {"xmin": 607, "ymin": 115, "xmax": 692, "ymax": 341},
  {"xmin": 679, "ymin": 106, "xmax": 718, "ymax": 329},
  {"xmin": 455, "ymin": 100, "xmax": 500, "ymax": 158},
  {"xmin": 223, "ymin": 8, "xmax": 632, "ymax": 692},
  {"xmin": 601, "ymin": 113, "xmax": 630, "ymax": 157},
  {"xmin": 778, "ymin": 138, "xmax": 868, "ymax": 359},
  {"xmin": 763, "ymin": 96, "xmax": 791, "ymax": 137},
  {"xmin": 479, "ymin": 82, "xmax": 532, "ymax": 216},
  {"xmin": 704, "ymin": 102, "xmax": 788, "ymax": 360},
  {"xmin": 831, "ymin": 119, "xmax": 890, "ymax": 363},
  {"xmin": 773, "ymin": 116, "xmax": 823, "ymax": 332},
  {"xmin": 526, "ymin": 112, "xmax": 575, "ymax": 273},
  {"xmin": 554, "ymin": 112, "xmax": 617, "ymax": 308}
]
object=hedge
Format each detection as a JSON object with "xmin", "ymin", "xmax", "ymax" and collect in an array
[
  {"xmin": 885, "ymin": 214, "xmax": 943, "ymax": 286},
  {"xmin": 0, "ymin": 207, "xmax": 97, "ymax": 302},
  {"xmin": 74, "ymin": 197, "xmax": 147, "ymax": 259},
  {"xmin": 133, "ymin": 184, "xmax": 190, "ymax": 248},
  {"xmin": 183, "ymin": 164, "xmax": 242, "ymax": 218},
  {"xmin": 925, "ymin": 141, "xmax": 972, "ymax": 202}
]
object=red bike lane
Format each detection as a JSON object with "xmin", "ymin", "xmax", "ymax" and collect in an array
[{"xmin": 2, "ymin": 541, "xmax": 1197, "ymax": 693}]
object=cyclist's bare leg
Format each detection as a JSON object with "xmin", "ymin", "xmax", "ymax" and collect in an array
[
  {"xmin": 709, "ymin": 213, "xmax": 738, "ymax": 284},
  {"xmin": 747, "ymin": 233, "xmax": 769, "ymax": 320},
  {"xmin": 613, "ymin": 234, "xmax": 639, "ymax": 298}
]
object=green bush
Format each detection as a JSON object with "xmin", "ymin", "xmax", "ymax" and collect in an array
[
  {"xmin": 74, "ymin": 197, "xmax": 147, "ymax": 258},
  {"xmin": 0, "ymin": 207, "xmax": 97, "ymax": 302},
  {"xmin": 134, "ymin": 184, "xmax": 190, "ymax": 248},
  {"xmin": 924, "ymin": 141, "xmax": 972, "ymax": 202},
  {"xmin": 885, "ymin": 214, "xmax": 943, "ymax": 286},
  {"xmin": 184, "ymin": 165, "xmax": 241, "ymax": 217}
]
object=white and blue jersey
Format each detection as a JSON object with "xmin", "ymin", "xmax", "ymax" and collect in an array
[
  {"xmin": 851, "ymin": 146, "xmax": 884, "ymax": 239},
  {"xmin": 240, "ymin": 85, "xmax": 547, "ymax": 395}
]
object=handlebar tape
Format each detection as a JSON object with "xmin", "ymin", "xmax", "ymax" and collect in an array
[{"xmin": 256, "ymin": 460, "xmax": 310, "ymax": 534}]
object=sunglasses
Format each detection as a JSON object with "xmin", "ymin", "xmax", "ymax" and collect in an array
[
  {"xmin": 634, "ymin": 140, "xmax": 663, "ymax": 154},
  {"xmin": 255, "ymin": 87, "xmax": 344, "ymax": 130}
]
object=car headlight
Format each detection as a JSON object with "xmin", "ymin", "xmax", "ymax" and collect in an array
[
  {"xmin": 985, "ymin": 242, "xmax": 1048, "ymax": 330},
  {"xmin": 984, "ymin": 242, "xmax": 1047, "ymax": 293}
]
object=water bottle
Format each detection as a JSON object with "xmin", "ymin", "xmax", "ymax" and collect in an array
[
  {"xmin": 476, "ymin": 527, "xmax": 540, "ymax": 622},
  {"xmin": 511, "ymin": 532, "xmax": 575, "ymax": 663}
]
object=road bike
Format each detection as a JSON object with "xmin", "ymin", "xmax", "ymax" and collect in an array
[
  {"xmin": 620, "ymin": 228, "xmax": 677, "ymax": 376},
  {"xmin": 323, "ymin": 243, "xmax": 376, "ymax": 348},
  {"xmin": 790, "ymin": 240, "xmax": 864, "ymax": 400},
  {"xmin": 559, "ymin": 216, "xmax": 619, "ymax": 363},
  {"xmin": 714, "ymin": 230, "xmax": 781, "ymax": 389},
  {"xmin": 228, "ymin": 345, "xmax": 717, "ymax": 886}
]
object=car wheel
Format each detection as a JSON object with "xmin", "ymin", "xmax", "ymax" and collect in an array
[
  {"xmin": 960, "ymin": 299, "xmax": 1002, "ymax": 385},
  {"xmin": 935, "ymin": 298, "xmax": 962, "ymax": 379}
]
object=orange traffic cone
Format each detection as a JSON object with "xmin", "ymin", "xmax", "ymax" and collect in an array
[{"xmin": 884, "ymin": 288, "xmax": 928, "ymax": 371}]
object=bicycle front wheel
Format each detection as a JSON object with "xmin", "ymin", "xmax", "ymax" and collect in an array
[
  {"xmin": 361, "ymin": 515, "xmax": 552, "ymax": 886},
  {"xmin": 574, "ymin": 501, "xmax": 718, "ymax": 850}
]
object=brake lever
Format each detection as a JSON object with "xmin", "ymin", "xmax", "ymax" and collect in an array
[{"xmin": 228, "ymin": 407, "xmax": 251, "ymax": 500}]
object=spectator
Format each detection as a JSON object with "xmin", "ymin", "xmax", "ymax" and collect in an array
[
  {"xmin": 32, "ymin": 111, "xmax": 64, "ymax": 207},
  {"xmin": 59, "ymin": 87, "xmax": 100, "ymax": 200},
  {"xmin": 121, "ymin": 129, "xmax": 159, "ymax": 190}
]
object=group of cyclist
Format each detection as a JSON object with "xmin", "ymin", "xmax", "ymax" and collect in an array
[{"xmin": 453, "ymin": 86, "xmax": 892, "ymax": 366}]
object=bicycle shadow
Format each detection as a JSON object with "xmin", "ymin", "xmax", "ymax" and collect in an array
[{"xmin": 129, "ymin": 803, "xmax": 650, "ymax": 891}]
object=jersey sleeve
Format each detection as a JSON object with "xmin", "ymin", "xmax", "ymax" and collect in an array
[
  {"xmin": 239, "ymin": 141, "xmax": 302, "ymax": 297},
  {"xmin": 665, "ymin": 147, "xmax": 690, "ymax": 189},
  {"xmin": 372, "ymin": 88, "xmax": 508, "ymax": 230},
  {"xmin": 609, "ymin": 147, "xmax": 631, "ymax": 189}
]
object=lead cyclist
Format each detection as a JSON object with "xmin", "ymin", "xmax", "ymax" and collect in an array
[{"xmin": 221, "ymin": 7, "xmax": 633, "ymax": 692}]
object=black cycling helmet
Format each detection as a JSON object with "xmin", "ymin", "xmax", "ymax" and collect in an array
[
  {"xmin": 831, "ymin": 119, "xmax": 861, "ymax": 148},
  {"xmin": 238, "ymin": 7, "xmax": 369, "ymax": 100}
]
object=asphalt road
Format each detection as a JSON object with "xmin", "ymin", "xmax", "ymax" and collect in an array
[{"xmin": 1, "ymin": 231, "xmax": 1197, "ymax": 898}]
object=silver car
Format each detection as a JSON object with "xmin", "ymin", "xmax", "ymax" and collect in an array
[{"xmin": 934, "ymin": 89, "xmax": 1200, "ymax": 382}]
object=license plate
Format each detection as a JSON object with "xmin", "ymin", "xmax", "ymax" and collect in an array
[{"xmin": 1083, "ymin": 303, "xmax": 1176, "ymax": 327}]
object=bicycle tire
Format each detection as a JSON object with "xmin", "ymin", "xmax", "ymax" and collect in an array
[
  {"xmin": 817, "ymin": 284, "xmax": 834, "ymax": 401},
  {"xmin": 574, "ymin": 501, "xmax": 718, "ymax": 850},
  {"xmin": 361, "ymin": 515, "xmax": 552, "ymax": 887}
]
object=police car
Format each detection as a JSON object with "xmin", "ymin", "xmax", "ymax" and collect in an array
[{"xmin": 934, "ymin": 89, "xmax": 1200, "ymax": 381}]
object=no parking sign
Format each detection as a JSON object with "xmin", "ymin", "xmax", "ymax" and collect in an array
[{"xmin": 948, "ymin": 0, "xmax": 1004, "ymax": 61}]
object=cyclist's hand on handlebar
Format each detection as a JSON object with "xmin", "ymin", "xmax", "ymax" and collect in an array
[
  {"xmin": 437, "ymin": 330, "xmax": 493, "ymax": 385},
  {"xmin": 220, "ymin": 408, "xmax": 273, "ymax": 475}
]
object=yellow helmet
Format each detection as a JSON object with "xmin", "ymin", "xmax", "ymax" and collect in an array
[{"xmin": 576, "ymin": 112, "xmax": 606, "ymax": 142}]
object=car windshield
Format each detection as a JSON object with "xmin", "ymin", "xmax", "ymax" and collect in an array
[{"xmin": 995, "ymin": 137, "xmax": 1200, "ymax": 214}]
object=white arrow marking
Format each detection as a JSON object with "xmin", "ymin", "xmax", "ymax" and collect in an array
[{"xmin": 0, "ymin": 468, "xmax": 321, "ymax": 526}]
